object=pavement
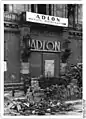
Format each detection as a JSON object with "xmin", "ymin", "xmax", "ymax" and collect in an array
[{"xmin": 65, "ymin": 99, "xmax": 83, "ymax": 116}]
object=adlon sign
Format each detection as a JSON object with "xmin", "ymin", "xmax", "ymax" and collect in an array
[
  {"xmin": 28, "ymin": 39, "xmax": 61, "ymax": 52},
  {"xmin": 26, "ymin": 12, "xmax": 68, "ymax": 27}
]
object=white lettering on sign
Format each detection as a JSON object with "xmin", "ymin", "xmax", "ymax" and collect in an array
[
  {"xmin": 55, "ymin": 41, "xmax": 60, "ymax": 51},
  {"xmin": 36, "ymin": 40, "xmax": 42, "ymax": 49},
  {"xmin": 26, "ymin": 12, "xmax": 68, "ymax": 27},
  {"xmin": 46, "ymin": 41, "xmax": 54, "ymax": 50},
  {"xmin": 28, "ymin": 39, "xmax": 61, "ymax": 52},
  {"xmin": 31, "ymin": 39, "xmax": 36, "ymax": 49}
]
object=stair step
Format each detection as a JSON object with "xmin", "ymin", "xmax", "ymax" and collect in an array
[{"xmin": 4, "ymin": 83, "xmax": 24, "ymax": 91}]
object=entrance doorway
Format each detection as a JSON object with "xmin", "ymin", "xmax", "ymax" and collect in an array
[{"xmin": 30, "ymin": 52, "xmax": 60, "ymax": 78}]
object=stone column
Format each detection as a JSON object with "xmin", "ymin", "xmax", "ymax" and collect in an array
[
  {"xmin": 34, "ymin": 4, "xmax": 38, "ymax": 13},
  {"xmin": 28, "ymin": 4, "xmax": 31, "ymax": 12},
  {"xmin": 51, "ymin": 4, "xmax": 54, "ymax": 16},
  {"xmin": 24, "ymin": 5, "xmax": 28, "ymax": 11},
  {"xmin": 20, "ymin": 26, "xmax": 30, "ymax": 37},
  {"xmin": 20, "ymin": 25, "xmax": 31, "ymax": 87},
  {"xmin": 54, "ymin": 4, "xmax": 56, "ymax": 16},
  {"xmin": 20, "ymin": 25, "xmax": 31, "ymax": 62},
  {"xmin": 46, "ymin": 4, "xmax": 49, "ymax": 15},
  {"xmin": 60, "ymin": 28, "xmax": 69, "ymax": 75}
]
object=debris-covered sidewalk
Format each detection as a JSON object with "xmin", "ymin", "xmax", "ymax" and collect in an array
[
  {"xmin": 4, "ymin": 88, "xmax": 83, "ymax": 116},
  {"xmin": 4, "ymin": 65, "xmax": 83, "ymax": 116}
]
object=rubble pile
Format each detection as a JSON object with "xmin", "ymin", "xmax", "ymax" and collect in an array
[
  {"xmin": 4, "ymin": 94, "xmax": 74, "ymax": 115},
  {"xmin": 4, "ymin": 84, "xmax": 76, "ymax": 116},
  {"xmin": 60, "ymin": 63, "xmax": 82, "ymax": 99},
  {"xmin": 4, "ymin": 64, "xmax": 82, "ymax": 115},
  {"xmin": 65, "ymin": 64, "xmax": 82, "ymax": 88}
]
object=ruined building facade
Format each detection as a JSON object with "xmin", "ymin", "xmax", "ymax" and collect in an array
[{"xmin": 4, "ymin": 4, "xmax": 82, "ymax": 83}]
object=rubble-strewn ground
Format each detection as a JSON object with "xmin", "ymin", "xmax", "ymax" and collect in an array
[
  {"xmin": 4, "ymin": 90, "xmax": 83, "ymax": 116},
  {"xmin": 4, "ymin": 63, "xmax": 83, "ymax": 116}
]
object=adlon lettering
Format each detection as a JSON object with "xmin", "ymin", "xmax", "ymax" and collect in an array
[
  {"xmin": 28, "ymin": 39, "xmax": 61, "ymax": 52},
  {"xmin": 36, "ymin": 14, "xmax": 60, "ymax": 22}
]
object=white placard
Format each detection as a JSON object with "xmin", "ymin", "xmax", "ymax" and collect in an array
[
  {"xmin": 4, "ymin": 61, "xmax": 7, "ymax": 71},
  {"xmin": 21, "ymin": 62, "xmax": 29, "ymax": 74},
  {"xmin": 26, "ymin": 12, "xmax": 68, "ymax": 27},
  {"xmin": 45, "ymin": 60, "xmax": 54, "ymax": 77}
]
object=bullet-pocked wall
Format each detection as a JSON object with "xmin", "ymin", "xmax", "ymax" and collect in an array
[
  {"xmin": 68, "ymin": 38, "xmax": 82, "ymax": 65},
  {"xmin": 4, "ymin": 30, "xmax": 21, "ymax": 83}
]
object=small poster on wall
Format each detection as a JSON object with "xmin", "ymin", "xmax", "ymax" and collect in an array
[
  {"xmin": 45, "ymin": 60, "xmax": 54, "ymax": 77},
  {"xmin": 20, "ymin": 62, "xmax": 29, "ymax": 74},
  {"xmin": 4, "ymin": 61, "xmax": 7, "ymax": 71}
]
